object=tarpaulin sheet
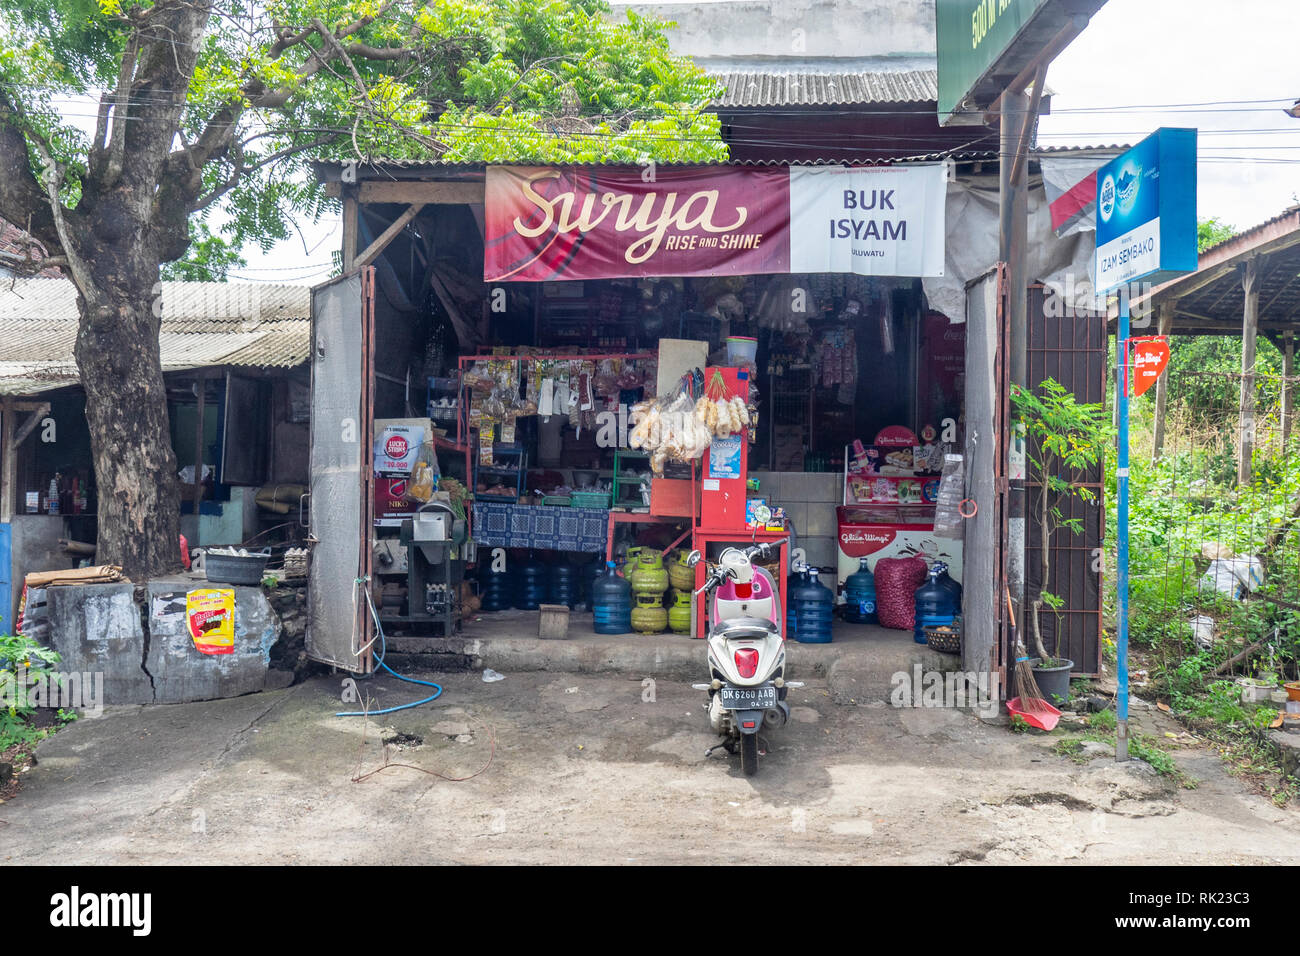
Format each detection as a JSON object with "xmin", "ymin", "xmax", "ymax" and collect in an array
[{"xmin": 472, "ymin": 502, "xmax": 609, "ymax": 553}]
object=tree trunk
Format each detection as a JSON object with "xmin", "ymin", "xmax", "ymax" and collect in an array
[{"xmin": 73, "ymin": 257, "xmax": 180, "ymax": 582}]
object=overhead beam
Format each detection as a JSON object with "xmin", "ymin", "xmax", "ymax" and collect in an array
[
  {"xmin": 324, "ymin": 180, "xmax": 486, "ymax": 205},
  {"xmin": 1138, "ymin": 207, "xmax": 1300, "ymax": 307},
  {"xmin": 13, "ymin": 402, "xmax": 51, "ymax": 446},
  {"xmin": 354, "ymin": 203, "xmax": 425, "ymax": 269}
]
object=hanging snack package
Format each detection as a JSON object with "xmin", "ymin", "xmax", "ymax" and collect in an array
[
  {"xmin": 187, "ymin": 589, "xmax": 236, "ymax": 655},
  {"xmin": 404, "ymin": 442, "xmax": 440, "ymax": 504}
]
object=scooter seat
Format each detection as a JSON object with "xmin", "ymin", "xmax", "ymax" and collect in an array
[{"xmin": 714, "ymin": 617, "xmax": 780, "ymax": 641}]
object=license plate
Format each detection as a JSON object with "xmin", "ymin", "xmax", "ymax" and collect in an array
[{"xmin": 720, "ymin": 685, "xmax": 777, "ymax": 710}]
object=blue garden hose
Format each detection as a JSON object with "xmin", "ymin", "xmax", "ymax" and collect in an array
[{"xmin": 336, "ymin": 581, "xmax": 443, "ymax": 716}]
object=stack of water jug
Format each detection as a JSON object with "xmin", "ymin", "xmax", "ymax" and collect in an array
[{"xmin": 788, "ymin": 563, "xmax": 834, "ymax": 644}]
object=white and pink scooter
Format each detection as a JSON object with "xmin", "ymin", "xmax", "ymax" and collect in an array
[{"xmin": 688, "ymin": 538, "xmax": 802, "ymax": 776}]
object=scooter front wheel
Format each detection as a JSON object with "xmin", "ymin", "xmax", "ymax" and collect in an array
[{"xmin": 740, "ymin": 733, "xmax": 759, "ymax": 776}]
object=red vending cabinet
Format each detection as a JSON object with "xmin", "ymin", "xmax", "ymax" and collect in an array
[{"xmin": 693, "ymin": 366, "xmax": 789, "ymax": 637}]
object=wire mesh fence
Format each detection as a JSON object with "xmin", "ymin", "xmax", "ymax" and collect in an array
[{"xmin": 1119, "ymin": 363, "xmax": 1300, "ymax": 699}]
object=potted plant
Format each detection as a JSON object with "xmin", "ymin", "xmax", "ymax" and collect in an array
[{"xmin": 1011, "ymin": 379, "xmax": 1110, "ymax": 705}]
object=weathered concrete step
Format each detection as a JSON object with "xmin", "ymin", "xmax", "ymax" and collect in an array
[{"xmin": 381, "ymin": 615, "xmax": 966, "ymax": 701}]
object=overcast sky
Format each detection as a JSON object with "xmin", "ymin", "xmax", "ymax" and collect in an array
[{"xmin": 234, "ymin": 0, "xmax": 1300, "ymax": 281}]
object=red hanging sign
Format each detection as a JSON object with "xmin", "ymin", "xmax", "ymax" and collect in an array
[{"xmin": 1127, "ymin": 337, "xmax": 1170, "ymax": 397}]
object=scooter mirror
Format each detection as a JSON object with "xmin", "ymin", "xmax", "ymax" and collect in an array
[{"xmin": 686, "ymin": 550, "xmax": 703, "ymax": 568}]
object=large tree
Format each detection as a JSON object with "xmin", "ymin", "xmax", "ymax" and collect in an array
[{"xmin": 0, "ymin": 0, "xmax": 724, "ymax": 579}]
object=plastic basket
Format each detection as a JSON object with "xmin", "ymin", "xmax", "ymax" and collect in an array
[
  {"xmin": 204, "ymin": 548, "xmax": 271, "ymax": 586},
  {"xmin": 541, "ymin": 495, "xmax": 572, "ymax": 507},
  {"xmin": 571, "ymin": 491, "xmax": 612, "ymax": 510},
  {"xmin": 923, "ymin": 621, "xmax": 962, "ymax": 655}
]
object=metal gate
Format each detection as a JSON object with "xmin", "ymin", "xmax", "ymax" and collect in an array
[
  {"xmin": 305, "ymin": 269, "xmax": 375, "ymax": 671},
  {"xmin": 1024, "ymin": 283, "xmax": 1106, "ymax": 676}
]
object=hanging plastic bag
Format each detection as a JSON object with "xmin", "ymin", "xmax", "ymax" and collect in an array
[{"xmin": 403, "ymin": 442, "xmax": 441, "ymax": 504}]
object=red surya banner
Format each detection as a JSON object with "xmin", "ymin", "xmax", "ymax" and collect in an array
[{"xmin": 484, "ymin": 166, "xmax": 791, "ymax": 281}]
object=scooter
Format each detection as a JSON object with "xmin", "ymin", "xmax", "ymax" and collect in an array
[{"xmin": 688, "ymin": 539, "xmax": 802, "ymax": 776}]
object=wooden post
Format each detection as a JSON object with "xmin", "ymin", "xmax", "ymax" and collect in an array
[
  {"xmin": 193, "ymin": 375, "xmax": 206, "ymax": 519},
  {"xmin": 1284, "ymin": 332, "xmax": 1295, "ymax": 450},
  {"xmin": 1238, "ymin": 256, "xmax": 1260, "ymax": 485},
  {"xmin": 1, "ymin": 397, "xmax": 13, "ymax": 523},
  {"xmin": 342, "ymin": 195, "xmax": 359, "ymax": 271},
  {"xmin": 1150, "ymin": 299, "xmax": 1176, "ymax": 462}
]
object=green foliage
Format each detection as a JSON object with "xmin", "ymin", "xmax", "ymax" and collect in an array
[
  {"xmin": 1012, "ymin": 378, "xmax": 1111, "ymax": 664},
  {"xmin": 1088, "ymin": 707, "xmax": 1116, "ymax": 732},
  {"xmin": 0, "ymin": 632, "xmax": 63, "ymax": 751},
  {"xmin": 1163, "ymin": 336, "xmax": 1284, "ymax": 419},
  {"xmin": 1197, "ymin": 217, "xmax": 1237, "ymax": 253},
  {"xmin": 0, "ymin": 0, "xmax": 728, "ymax": 263},
  {"xmin": 1129, "ymin": 735, "xmax": 1185, "ymax": 781},
  {"xmin": 161, "ymin": 221, "xmax": 247, "ymax": 282}
]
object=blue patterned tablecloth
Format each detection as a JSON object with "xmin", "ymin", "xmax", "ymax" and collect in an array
[{"xmin": 472, "ymin": 502, "xmax": 609, "ymax": 553}]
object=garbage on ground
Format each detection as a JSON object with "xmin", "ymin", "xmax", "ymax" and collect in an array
[
  {"xmin": 1199, "ymin": 556, "xmax": 1264, "ymax": 600},
  {"xmin": 1190, "ymin": 615, "xmax": 1217, "ymax": 648},
  {"xmin": 482, "ymin": 668, "xmax": 506, "ymax": 683}
]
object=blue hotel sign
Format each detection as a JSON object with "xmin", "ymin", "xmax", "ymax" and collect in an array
[{"xmin": 1094, "ymin": 127, "xmax": 1197, "ymax": 295}]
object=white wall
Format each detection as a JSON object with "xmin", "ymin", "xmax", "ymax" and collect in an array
[{"xmin": 614, "ymin": 0, "xmax": 937, "ymax": 71}]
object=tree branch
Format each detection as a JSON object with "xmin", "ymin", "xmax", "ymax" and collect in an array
[
  {"xmin": 191, "ymin": 134, "xmax": 336, "ymax": 213},
  {"xmin": 0, "ymin": 89, "xmax": 66, "ymax": 255}
]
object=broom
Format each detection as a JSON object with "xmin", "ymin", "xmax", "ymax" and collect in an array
[{"xmin": 1007, "ymin": 586, "xmax": 1045, "ymax": 705}]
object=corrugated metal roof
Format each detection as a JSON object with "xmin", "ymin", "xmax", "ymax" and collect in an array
[
  {"xmin": 0, "ymin": 279, "xmax": 310, "ymax": 395},
  {"xmin": 313, "ymin": 144, "xmax": 1121, "ymax": 178},
  {"xmin": 712, "ymin": 68, "xmax": 938, "ymax": 108}
]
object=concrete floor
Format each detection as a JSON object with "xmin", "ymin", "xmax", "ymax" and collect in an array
[{"xmin": 3, "ymin": 665, "xmax": 1298, "ymax": 865}]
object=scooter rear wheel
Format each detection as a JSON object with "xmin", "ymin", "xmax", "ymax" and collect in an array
[{"xmin": 740, "ymin": 733, "xmax": 758, "ymax": 776}]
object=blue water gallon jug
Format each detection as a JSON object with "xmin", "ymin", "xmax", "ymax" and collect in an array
[
  {"xmin": 549, "ymin": 561, "xmax": 579, "ymax": 608},
  {"xmin": 914, "ymin": 562, "xmax": 959, "ymax": 644},
  {"xmin": 514, "ymin": 553, "xmax": 548, "ymax": 610},
  {"xmin": 842, "ymin": 557, "xmax": 878, "ymax": 625},
  {"xmin": 785, "ymin": 566, "xmax": 808, "ymax": 640},
  {"xmin": 592, "ymin": 561, "xmax": 632, "ymax": 634},
  {"xmin": 479, "ymin": 558, "xmax": 514, "ymax": 612},
  {"xmin": 937, "ymin": 563, "xmax": 962, "ymax": 612},
  {"xmin": 793, "ymin": 567, "xmax": 834, "ymax": 644},
  {"xmin": 577, "ymin": 559, "xmax": 604, "ymax": 611}
]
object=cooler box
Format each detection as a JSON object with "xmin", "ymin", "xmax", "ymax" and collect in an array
[{"xmin": 835, "ymin": 505, "xmax": 963, "ymax": 591}]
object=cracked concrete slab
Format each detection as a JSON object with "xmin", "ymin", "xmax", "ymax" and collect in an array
[{"xmin": 1, "ymin": 671, "xmax": 1297, "ymax": 865}]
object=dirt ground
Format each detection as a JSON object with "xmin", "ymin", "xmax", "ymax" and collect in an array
[{"xmin": 2, "ymin": 669, "xmax": 1297, "ymax": 865}]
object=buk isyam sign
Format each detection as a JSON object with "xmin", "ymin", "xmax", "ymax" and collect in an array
[
  {"xmin": 483, "ymin": 165, "xmax": 946, "ymax": 282},
  {"xmin": 1128, "ymin": 337, "xmax": 1170, "ymax": 397}
]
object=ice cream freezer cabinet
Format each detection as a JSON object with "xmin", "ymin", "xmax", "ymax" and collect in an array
[{"xmin": 834, "ymin": 505, "xmax": 963, "ymax": 592}]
